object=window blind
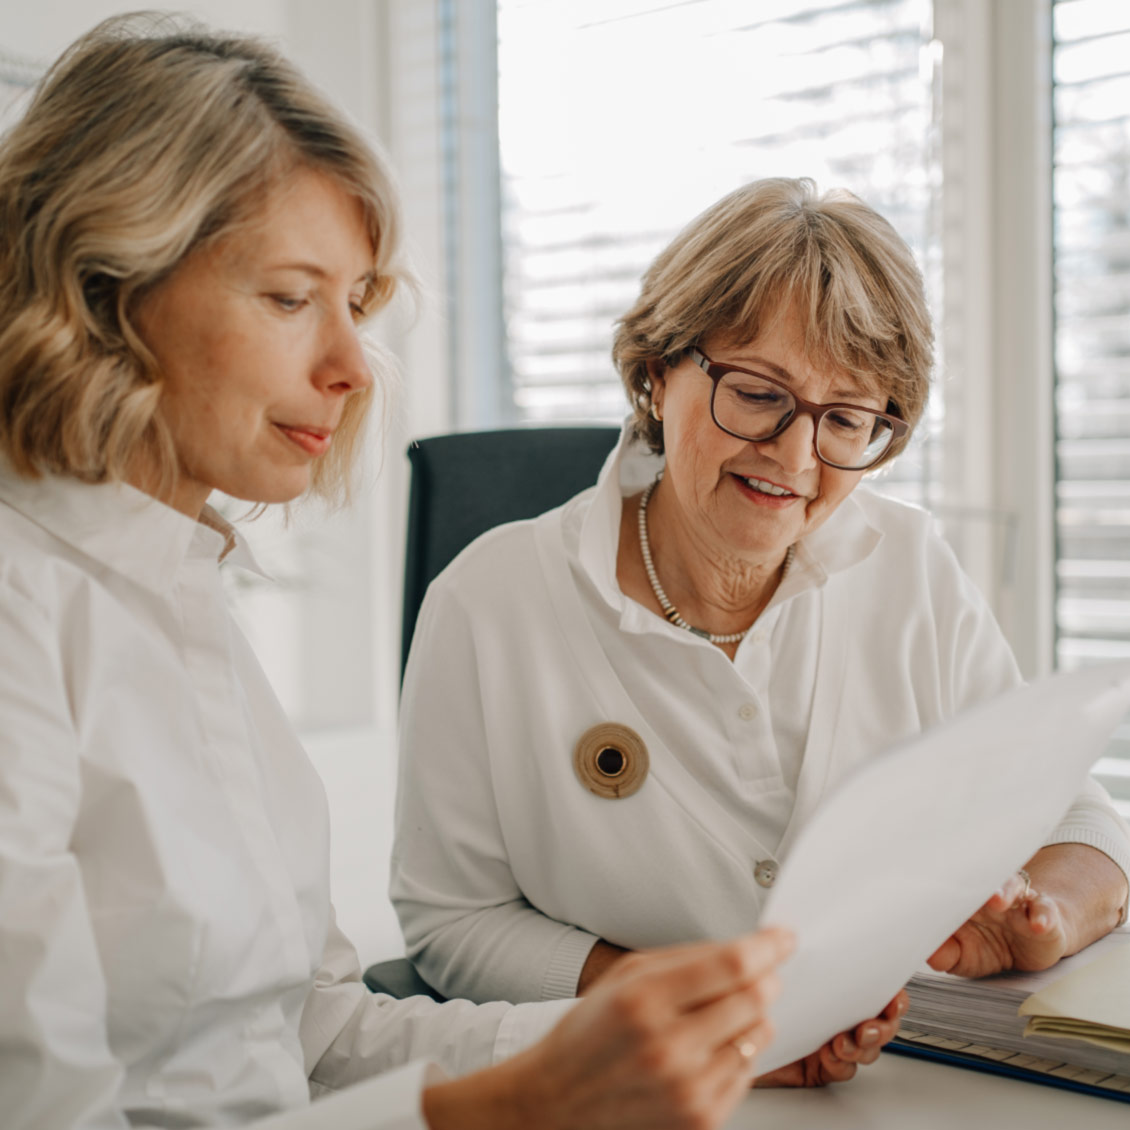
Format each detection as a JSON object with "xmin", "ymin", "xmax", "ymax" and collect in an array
[
  {"xmin": 0, "ymin": 48, "xmax": 39, "ymax": 130},
  {"xmin": 496, "ymin": 0, "xmax": 940, "ymax": 506},
  {"xmin": 1053, "ymin": 0, "xmax": 1130, "ymax": 814}
]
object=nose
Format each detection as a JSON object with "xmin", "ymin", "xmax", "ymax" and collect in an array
[
  {"xmin": 316, "ymin": 311, "xmax": 373, "ymax": 395},
  {"xmin": 755, "ymin": 409, "xmax": 819, "ymax": 473}
]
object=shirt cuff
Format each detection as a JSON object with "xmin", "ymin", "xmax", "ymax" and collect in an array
[
  {"xmin": 538, "ymin": 928, "xmax": 600, "ymax": 1000},
  {"xmin": 492, "ymin": 999, "xmax": 578, "ymax": 1066},
  {"xmin": 1042, "ymin": 827, "xmax": 1130, "ymax": 926},
  {"xmin": 259, "ymin": 1061, "xmax": 444, "ymax": 1130}
]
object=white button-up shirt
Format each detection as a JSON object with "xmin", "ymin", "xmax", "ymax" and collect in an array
[{"xmin": 0, "ymin": 470, "xmax": 570, "ymax": 1130}]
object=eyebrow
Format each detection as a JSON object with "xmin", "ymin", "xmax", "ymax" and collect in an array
[
  {"xmin": 725, "ymin": 353, "xmax": 881, "ymax": 404},
  {"xmin": 265, "ymin": 260, "xmax": 376, "ymax": 287}
]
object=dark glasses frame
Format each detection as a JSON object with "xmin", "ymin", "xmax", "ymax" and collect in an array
[{"xmin": 688, "ymin": 347, "xmax": 909, "ymax": 471}]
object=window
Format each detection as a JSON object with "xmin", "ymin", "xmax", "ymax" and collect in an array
[
  {"xmin": 495, "ymin": 0, "xmax": 941, "ymax": 508},
  {"xmin": 0, "ymin": 47, "xmax": 37, "ymax": 128},
  {"xmin": 1053, "ymin": 0, "xmax": 1130, "ymax": 813}
]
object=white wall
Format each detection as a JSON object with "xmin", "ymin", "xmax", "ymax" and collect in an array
[{"xmin": 0, "ymin": 2, "xmax": 287, "ymax": 60}]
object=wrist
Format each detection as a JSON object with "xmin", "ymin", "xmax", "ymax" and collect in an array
[
  {"xmin": 576, "ymin": 939, "xmax": 629, "ymax": 994},
  {"xmin": 422, "ymin": 1048, "xmax": 546, "ymax": 1130},
  {"xmin": 1026, "ymin": 843, "xmax": 1126, "ymax": 953}
]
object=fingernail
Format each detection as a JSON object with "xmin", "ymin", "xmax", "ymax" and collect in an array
[{"xmin": 860, "ymin": 1025, "xmax": 881, "ymax": 1047}]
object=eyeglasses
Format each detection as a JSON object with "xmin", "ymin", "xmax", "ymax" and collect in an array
[{"xmin": 688, "ymin": 347, "xmax": 908, "ymax": 471}]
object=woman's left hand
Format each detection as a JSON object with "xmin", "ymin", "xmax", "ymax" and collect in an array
[
  {"xmin": 928, "ymin": 843, "xmax": 1130, "ymax": 979},
  {"xmin": 927, "ymin": 870, "xmax": 1069, "ymax": 979},
  {"xmin": 753, "ymin": 990, "xmax": 907, "ymax": 1087}
]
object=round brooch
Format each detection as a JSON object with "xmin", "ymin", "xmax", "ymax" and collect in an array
[{"xmin": 573, "ymin": 722, "xmax": 649, "ymax": 799}]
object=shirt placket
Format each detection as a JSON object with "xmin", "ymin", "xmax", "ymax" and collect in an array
[
  {"xmin": 727, "ymin": 607, "xmax": 782, "ymax": 785},
  {"xmin": 174, "ymin": 552, "xmax": 312, "ymax": 985}
]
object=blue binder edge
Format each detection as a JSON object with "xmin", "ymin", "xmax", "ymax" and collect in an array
[{"xmin": 886, "ymin": 1038, "xmax": 1130, "ymax": 1104}]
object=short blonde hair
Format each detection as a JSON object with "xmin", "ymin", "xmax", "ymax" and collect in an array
[
  {"xmin": 612, "ymin": 178, "xmax": 933, "ymax": 466},
  {"xmin": 0, "ymin": 13, "xmax": 407, "ymax": 504}
]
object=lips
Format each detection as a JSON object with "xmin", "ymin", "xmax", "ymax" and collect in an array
[
  {"xmin": 741, "ymin": 474, "xmax": 796, "ymax": 497},
  {"xmin": 731, "ymin": 472, "xmax": 804, "ymax": 507},
  {"xmin": 275, "ymin": 423, "xmax": 332, "ymax": 457},
  {"xmin": 734, "ymin": 471, "xmax": 802, "ymax": 496}
]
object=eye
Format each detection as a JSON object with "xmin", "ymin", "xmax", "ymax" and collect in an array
[
  {"xmin": 728, "ymin": 379, "xmax": 787, "ymax": 406},
  {"xmin": 827, "ymin": 410, "xmax": 869, "ymax": 432},
  {"xmin": 270, "ymin": 294, "xmax": 308, "ymax": 313},
  {"xmin": 349, "ymin": 298, "xmax": 367, "ymax": 321},
  {"xmin": 736, "ymin": 388, "xmax": 785, "ymax": 404}
]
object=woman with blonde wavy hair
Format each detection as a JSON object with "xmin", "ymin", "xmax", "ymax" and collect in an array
[{"xmin": 0, "ymin": 14, "xmax": 793, "ymax": 1130}]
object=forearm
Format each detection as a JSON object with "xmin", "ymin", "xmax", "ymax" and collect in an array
[
  {"xmin": 422, "ymin": 1052, "xmax": 538, "ymax": 1130},
  {"xmin": 305, "ymin": 917, "xmax": 577, "ymax": 1088},
  {"xmin": 1024, "ymin": 842, "xmax": 1129, "ymax": 952},
  {"xmin": 399, "ymin": 893, "xmax": 599, "ymax": 1003}
]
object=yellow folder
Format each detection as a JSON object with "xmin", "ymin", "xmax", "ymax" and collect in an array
[{"xmin": 1019, "ymin": 941, "xmax": 1130, "ymax": 1055}]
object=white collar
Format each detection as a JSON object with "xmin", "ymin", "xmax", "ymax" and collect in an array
[
  {"xmin": 575, "ymin": 417, "xmax": 884, "ymax": 615},
  {"xmin": 0, "ymin": 468, "xmax": 268, "ymax": 594}
]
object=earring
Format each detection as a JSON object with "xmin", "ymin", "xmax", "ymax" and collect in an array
[{"xmin": 650, "ymin": 403, "xmax": 662, "ymax": 422}]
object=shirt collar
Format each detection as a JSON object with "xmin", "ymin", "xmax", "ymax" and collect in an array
[
  {"xmin": 576, "ymin": 417, "xmax": 884, "ymax": 613},
  {"xmin": 0, "ymin": 468, "xmax": 268, "ymax": 593}
]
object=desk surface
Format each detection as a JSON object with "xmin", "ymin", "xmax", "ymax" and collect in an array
[{"xmin": 725, "ymin": 1050, "xmax": 1128, "ymax": 1128}]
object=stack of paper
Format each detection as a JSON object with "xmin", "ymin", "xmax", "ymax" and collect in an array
[{"xmin": 896, "ymin": 930, "xmax": 1130, "ymax": 1095}]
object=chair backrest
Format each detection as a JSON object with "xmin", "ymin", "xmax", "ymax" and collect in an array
[{"xmin": 401, "ymin": 426, "xmax": 620, "ymax": 676}]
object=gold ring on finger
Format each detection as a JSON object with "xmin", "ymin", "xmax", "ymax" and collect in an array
[{"xmin": 732, "ymin": 1040, "xmax": 758, "ymax": 1062}]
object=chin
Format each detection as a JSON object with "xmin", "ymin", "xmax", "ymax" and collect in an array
[
  {"xmin": 224, "ymin": 477, "xmax": 310, "ymax": 507},
  {"xmin": 730, "ymin": 527, "xmax": 797, "ymax": 559},
  {"xmin": 731, "ymin": 516, "xmax": 797, "ymax": 549}
]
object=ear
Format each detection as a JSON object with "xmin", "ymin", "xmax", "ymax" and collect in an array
[{"xmin": 645, "ymin": 358, "xmax": 667, "ymax": 415}]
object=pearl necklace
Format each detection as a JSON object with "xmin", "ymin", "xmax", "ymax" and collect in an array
[{"xmin": 637, "ymin": 479, "xmax": 796, "ymax": 645}]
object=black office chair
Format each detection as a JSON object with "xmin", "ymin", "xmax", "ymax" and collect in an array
[
  {"xmin": 398, "ymin": 425, "xmax": 621, "ymax": 677},
  {"xmin": 363, "ymin": 424, "xmax": 621, "ymax": 1001}
]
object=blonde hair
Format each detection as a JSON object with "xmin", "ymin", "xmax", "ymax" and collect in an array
[
  {"xmin": 0, "ymin": 12, "xmax": 407, "ymax": 504},
  {"xmin": 612, "ymin": 177, "xmax": 933, "ymax": 466}
]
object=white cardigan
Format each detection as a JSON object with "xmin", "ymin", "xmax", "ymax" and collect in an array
[{"xmin": 392, "ymin": 429, "xmax": 1130, "ymax": 1005}]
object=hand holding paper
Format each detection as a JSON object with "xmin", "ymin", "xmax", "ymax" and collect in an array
[
  {"xmin": 926, "ymin": 865, "xmax": 1073, "ymax": 979},
  {"xmin": 756, "ymin": 662, "xmax": 1130, "ymax": 1076},
  {"xmin": 753, "ymin": 991, "xmax": 907, "ymax": 1087}
]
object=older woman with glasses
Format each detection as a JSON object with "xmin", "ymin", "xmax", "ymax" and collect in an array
[{"xmin": 392, "ymin": 178, "xmax": 1130, "ymax": 1087}]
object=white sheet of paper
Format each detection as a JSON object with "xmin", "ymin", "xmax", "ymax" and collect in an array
[{"xmin": 757, "ymin": 661, "xmax": 1130, "ymax": 1075}]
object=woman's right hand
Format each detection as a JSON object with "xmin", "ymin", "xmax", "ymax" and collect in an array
[
  {"xmin": 424, "ymin": 928, "xmax": 793, "ymax": 1130},
  {"xmin": 753, "ymin": 990, "xmax": 908, "ymax": 1087}
]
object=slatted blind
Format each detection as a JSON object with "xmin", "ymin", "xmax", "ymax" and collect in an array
[
  {"xmin": 1053, "ymin": 0, "xmax": 1130, "ymax": 813},
  {"xmin": 0, "ymin": 48, "xmax": 38, "ymax": 130},
  {"xmin": 495, "ymin": 0, "xmax": 940, "ymax": 506}
]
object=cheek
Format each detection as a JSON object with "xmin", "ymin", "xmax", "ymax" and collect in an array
[
  {"xmin": 694, "ymin": 437, "xmax": 735, "ymax": 488},
  {"xmin": 813, "ymin": 468, "xmax": 863, "ymax": 509},
  {"xmin": 668, "ymin": 405, "xmax": 727, "ymax": 469},
  {"xmin": 169, "ymin": 337, "xmax": 269, "ymax": 420},
  {"xmin": 673, "ymin": 434, "xmax": 725, "ymax": 500}
]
